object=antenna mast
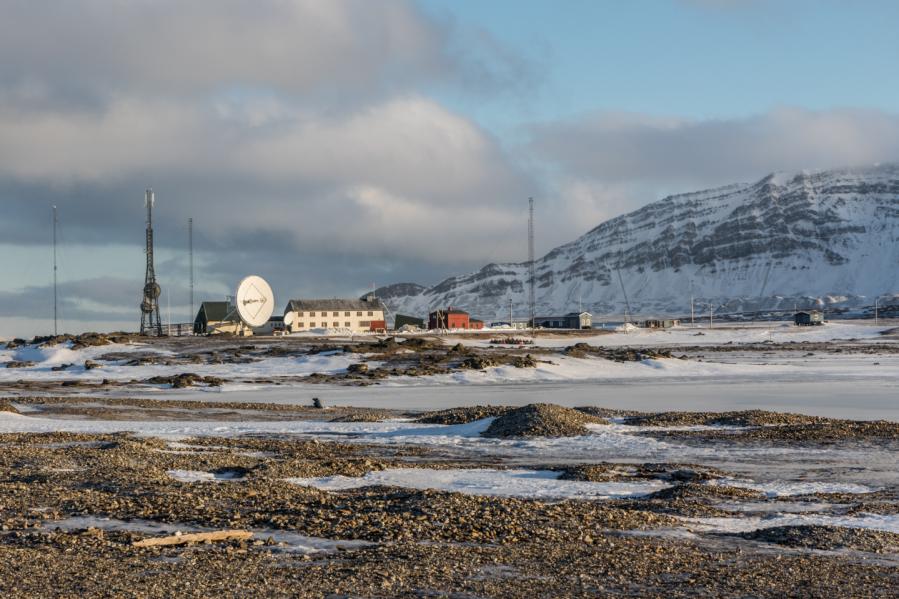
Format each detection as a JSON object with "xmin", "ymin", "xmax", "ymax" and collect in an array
[
  {"xmin": 188, "ymin": 217, "xmax": 194, "ymax": 323},
  {"xmin": 140, "ymin": 189, "xmax": 163, "ymax": 336},
  {"xmin": 528, "ymin": 197, "xmax": 536, "ymax": 329},
  {"xmin": 52, "ymin": 205, "xmax": 58, "ymax": 336}
]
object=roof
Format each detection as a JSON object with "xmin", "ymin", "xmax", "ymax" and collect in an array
[
  {"xmin": 429, "ymin": 308, "xmax": 469, "ymax": 315},
  {"xmin": 197, "ymin": 301, "xmax": 234, "ymax": 322},
  {"xmin": 286, "ymin": 298, "xmax": 386, "ymax": 313}
]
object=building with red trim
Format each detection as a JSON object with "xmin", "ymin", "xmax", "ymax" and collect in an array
[{"xmin": 428, "ymin": 307, "xmax": 480, "ymax": 330}]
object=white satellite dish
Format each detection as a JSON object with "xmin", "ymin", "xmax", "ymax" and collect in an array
[
  {"xmin": 283, "ymin": 311, "xmax": 294, "ymax": 327},
  {"xmin": 235, "ymin": 275, "xmax": 274, "ymax": 328}
]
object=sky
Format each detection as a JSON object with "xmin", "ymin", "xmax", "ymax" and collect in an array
[{"xmin": 1, "ymin": 0, "xmax": 899, "ymax": 337}]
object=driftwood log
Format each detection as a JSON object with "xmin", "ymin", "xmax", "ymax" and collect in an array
[{"xmin": 132, "ymin": 530, "xmax": 253, "ymax": 547}]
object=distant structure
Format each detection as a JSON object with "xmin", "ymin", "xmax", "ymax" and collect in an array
[
  {"xmin": 428, "ymin": 307, "xmax": 483, "ymax": 330},
  {"xmin": 794, "ymin": 310, "xmax": 824, "ymax": 326},
  {"xmin": 140, "ymin": 189, "xmax": 163, "ymax": 336},
  {"xmin": 188, "ymin": 217, "xmax": 194, "ymax": 324},
  {"xmin": 533, "ymin": 312, "xmax": 592, "ymax": 330},
  {"xmin": 528, "ymin": 197, "xmax": 536, "ymax": 328},
  {"xmin": 194, "ymin": 301, "xmax": 239, "ymax": 335},
  {"xmin": 394, "ymin": 314, "xmax": 425, "ymax": 330},
  {"xmin": 284, "ymin": 293, "xmax": 386, "ymax": 333},
  {"xmin": 642, "ymin": 318, "xmax": 679, "ymax": 329},
  {"xmin": 52, "ymin": 205, "xmax": 58, "ymax": 336}
]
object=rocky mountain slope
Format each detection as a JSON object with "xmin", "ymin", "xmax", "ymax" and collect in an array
[{"xmin": 378, "ymin": 165, "xmax": 899, "ymax": 322}]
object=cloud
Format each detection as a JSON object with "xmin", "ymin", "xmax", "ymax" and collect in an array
[
  {"xmin": 529, "ymin": 107, "xmax": 899, "ymax": 188},
  {"xmin": 0, "ymin": 0, "xmax": 447, "ymax": 105}
]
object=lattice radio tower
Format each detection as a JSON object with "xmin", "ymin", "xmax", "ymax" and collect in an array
[
  {"xmin": 528, "ymin": 197, "xmax": 536, "ymax": 329},
  {"xmin": 140, "ymin": 189, "xmax": 163, "ymax": 336}
]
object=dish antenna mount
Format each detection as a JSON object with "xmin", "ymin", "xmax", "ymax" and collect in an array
[{"xmin": 231, "ymin": 275, "xmax": 275, "ymax": 334}]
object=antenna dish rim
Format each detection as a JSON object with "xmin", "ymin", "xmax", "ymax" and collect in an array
[{"xmin": 234, "ymin": 275, "xmax": 274, "ymax": 328}]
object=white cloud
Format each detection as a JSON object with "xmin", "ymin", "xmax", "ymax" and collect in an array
[{"xmin": 529, "ymin": 106, "xmax": 899, "ymax": 188}]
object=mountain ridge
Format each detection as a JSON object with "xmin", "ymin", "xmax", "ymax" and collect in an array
[{"xmin": 377, "ymin": 164, "xmax": 899, "ymax": 322}]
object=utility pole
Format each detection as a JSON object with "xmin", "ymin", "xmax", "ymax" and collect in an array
[
  {"xmin": 874, "ymin": 297, "xmax": 879, "ymax": 325},
  {"xmin": 528, "ymin": 197, "xmax": 536, "ymax": 332},
  {"xmin": 709, "ymin": 303, "xmax": 714, "ymax": 329},
  {"xmin": 52, "ymin": 205, "xmax": 58, "ymax": 336},
  {"xmin": 690, "ymin": 279, "xmax": 695, "ymax": 328},
  {"xmin": 188, "ymin": 217, "xmax": 194, "ymax": 324},
  {"xmin": 509, "ymin": 296, "xmax": 513, "ymax": 329}
]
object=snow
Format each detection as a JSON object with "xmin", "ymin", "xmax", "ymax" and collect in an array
[
  {"xmin": 287, "ymin": 468, "xmax": 670, "ymax": 500},
  {"xmin": 452, "ymin": 321, "xmax": 895, "ymax": 349},
  {"xmin": 166, "ymin": 469, "xmax": 245, "ymax": 482},
  {"xmin": 708, "ymin": 479, "xmax": 873, "ymax": 497},
  {"xmin": 0, "ymin": 341, "xmax": 365, "ymax": 383},
  {"xmin": 46, "ymin": 516, "xmax": 371, "ymax": 554},
  {"xmin": 682, "ymin": 513, "xmax": 899, "ymax": 535},
  {"xmin": 381, "ymin": 164, "xmax": 899, "ymax": 322}
]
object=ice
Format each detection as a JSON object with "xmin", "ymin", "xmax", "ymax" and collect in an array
[
  {"xmin": 709, "ymin": 478, "xmax": 873, "ymax": 497},
  {"xmin": 287, "ymin": 468, "xmax": 670, "ymax": 500},
  {"xmin": 682, "ymin": 513, "xmax": 899, "ymax": 534}
]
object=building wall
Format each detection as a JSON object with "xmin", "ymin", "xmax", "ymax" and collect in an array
[
  {"xmin": 287, "ymin": 308, "xmax": 385, "ymax": 333},
  {"xmin": 429, "ymin": 311, "xmax": 471, "ymax": 329}
]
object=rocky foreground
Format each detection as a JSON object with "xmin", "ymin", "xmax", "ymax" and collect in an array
[{"xmin": 0, "ymin": 398, "xmax": 897, "ymax": 597}]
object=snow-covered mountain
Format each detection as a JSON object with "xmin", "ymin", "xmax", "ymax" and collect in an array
[{"xmin": 378, "ymin": 165, "xmax": 899, "ymax": 322}]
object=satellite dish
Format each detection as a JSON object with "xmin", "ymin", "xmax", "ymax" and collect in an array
[
  {"xmin": 235, "ymin": 275, "xmax": 274, "ymax": 328},
  {"xmin": 283, "ymin": 312, "xmax": 294, "ymax": 326}
]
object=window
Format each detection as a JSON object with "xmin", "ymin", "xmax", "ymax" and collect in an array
[
  {"xmin": 297, "ymin": 322, "xmax": 305, "ymax": 328},
  {"xmin": 296, "ymin": 311, "xmax": 304, "ymax": 317},
  {"xmin": 332, "ymin": 321, "xmax": 339, "ymax": 327},
  {"xmin": 309, "ymin": 322, "xmax": 315, "ymax": 327},
  {"xmin": 361, "ymin": 321, "xmax": 371, "ymax": 327},
  {"xmin": 332, "ymin": 311, "xmax": 339, "ymax": 317},
  {"xmin": 356, "ymin": 311, "xmax": 362, "ymax": 316},
  {"xmin": 344, "ymin": 311, "xmax": 350, "ymax": 317},
  {"xmin": 367, "ymin": 311, "xmax": 373, "ymax": 316},
  {"xmin": 309, "ymin": 311, "xmax": 315, "ymax": 317},
  {"xmin": 344, "ymin": 322, "xmax": 351, "ymax": 327}
]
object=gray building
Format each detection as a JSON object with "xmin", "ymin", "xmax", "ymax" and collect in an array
[
  {"xmin": 534, "ymin": 312, "xmax": 592, "ymax": 329},
  {"xmin": 794, "ymin": 310, "xmax": 824, "ymax": 326}
]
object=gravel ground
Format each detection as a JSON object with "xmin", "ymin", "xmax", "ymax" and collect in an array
[
  {"xmin": 1, "ymin": 397, "xmax": 898, "ymax": 597},
  {"xmin": 737, "ymin": 525, "xmax": 899, "ymax": 553},
  {"xmin": 482, "ymin": 403, "xmax": 607, "ymax": 437}
]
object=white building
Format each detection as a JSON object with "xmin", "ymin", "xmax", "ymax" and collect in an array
[{"xmin": 284, "ymin": 294, "xmax": 386, "ymax": 334}]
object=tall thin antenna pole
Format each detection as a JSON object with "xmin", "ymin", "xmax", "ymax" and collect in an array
[
  {"xmin": 52, "ymin": 205, "xmax": 58, "ymax": 336},
  {"xmin": 188, "ymin": 217, "xmax": 194, "ymax": 322},
  {"xmin": 528, "ymin": 197, "xmax": 535, "ymax": 330},
  {"xmin": 509, "ymin": 296, "xmax": 513, "ymax": 328},
  {"xmin": 690, "ymin": 279, "xmax": 695, "ymax": 328}
]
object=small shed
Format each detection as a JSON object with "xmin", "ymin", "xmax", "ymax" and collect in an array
[
  {"xmin": 642, "ymin": 319, "xmax": 680, "ymax": 329},
  {"xmin": 394, "ymin": 314, "xmax": 425, "ymax": 330},
  {"xmin": 194, "ymin": 301, "xmax": 240, "ymax": 335},
  {"xmin": 794, "ymin": 310, "xmax": 824, "ymax": 326}
]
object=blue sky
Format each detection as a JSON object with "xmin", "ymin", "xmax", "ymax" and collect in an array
[
  {"xmin": 422, "ymin": 0, "xmax": 899, "ymax": 126},
  {"xmin": 1, "ymin": 0, "xmax": 898, "ymax": 337}
]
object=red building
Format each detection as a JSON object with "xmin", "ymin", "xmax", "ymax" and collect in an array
[{"xmin": 428, "ymin": 307, "xmax": 474, "ymax": 330}]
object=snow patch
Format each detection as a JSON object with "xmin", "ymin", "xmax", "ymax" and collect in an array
[{"xmin": 286, "ymin": 467, "xmax": 670, "ymax": 500}]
